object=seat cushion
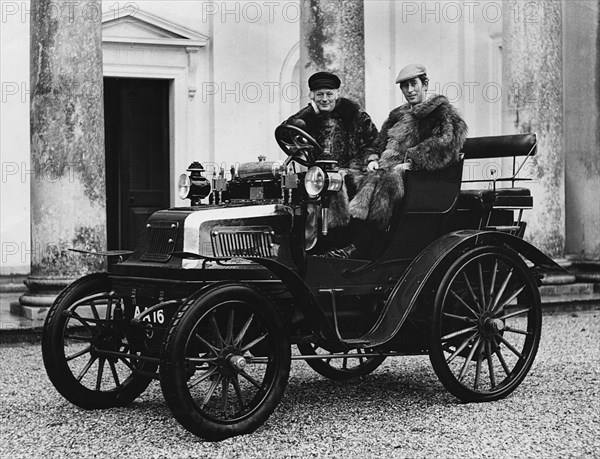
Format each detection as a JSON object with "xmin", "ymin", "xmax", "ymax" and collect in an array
[
  {"xmin": 457, "ymin": 187, "xmax": 532, "ymax": 210},
  {"xmin": 457, "ymin": 189, "xmax": 495, "ymax": 210},
  {"xmin": 494, "ymin": 187, "xmax": 533, "ymax": 208}
]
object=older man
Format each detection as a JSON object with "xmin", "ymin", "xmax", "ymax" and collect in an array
[
  {"xmin": 325, "ymin": 64, "xmax": 468, "ymax": 258},
  {"xmin": 283, "ymin": 71, "xmax": 378, "ymax": 229}
]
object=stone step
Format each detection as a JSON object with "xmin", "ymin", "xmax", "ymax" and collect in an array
[
  {"xmin": 539, "ymin": 282, "xmax": 596, "ymax": 297},
  {"xmin": 0, "ymin": 276, "xmax": 26, "ymax": 293}
]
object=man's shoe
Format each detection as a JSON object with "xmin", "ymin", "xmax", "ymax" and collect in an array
[{"xmin": 320, "ymin": 244, "xmax": 357, "ymax": 259}]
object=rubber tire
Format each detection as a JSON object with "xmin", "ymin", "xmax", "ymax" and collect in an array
[
  {"xmin": 297, "ymin": 343, "xmax": 386, "ymax": 380},
  {"xmin": 429, "ymin": 246, "xmax": 542, "ymax": 402},
  {"xmin": 160, "ymin": 283, "xmax": 291, "ymax": 441},
  {"xmin": 42, "ymin": 273, "xmax": 154, "ymax": 409}
]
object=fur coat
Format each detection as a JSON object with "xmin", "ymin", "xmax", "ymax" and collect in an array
[
  {"xmin": 284, "ymin": 97, "xmax": 378, "ymax": 168},
  {"xmin": 349, "ymin": 95, "xmax": 468, "ymax": 229},
  {"xmin": 284, "ymin": 97, "xmax": 378, "ymax": 227}
]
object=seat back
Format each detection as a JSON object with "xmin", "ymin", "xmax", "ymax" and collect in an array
[
  {"xmin": 377, "ymin": 157, "xmax": 464, "ymax": 263},
  {"xmin": 461, "ymin": 133, "xmax": 537, "ymax": 160}
]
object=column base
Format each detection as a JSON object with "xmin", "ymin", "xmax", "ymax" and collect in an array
[{"xmin": 16, "ymin": 276, "xmax": 76, "ymax": 320}]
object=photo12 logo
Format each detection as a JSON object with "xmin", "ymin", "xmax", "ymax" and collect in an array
[
  {"xmin": 1, "ymin": 1, "xmax": 139, "ymax": 24},
  {"xmin": 399, "ymin": 1, "xmax": 541, "ymax": 24}
]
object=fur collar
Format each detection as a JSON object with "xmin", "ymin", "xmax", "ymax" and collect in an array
[
  {"xmin": 328, "ymin": 97, "xmax": 361, "ymax": 123},
  {"xmin": 394, "ymin": 94, "xmax": 450, "ymax": 119}
]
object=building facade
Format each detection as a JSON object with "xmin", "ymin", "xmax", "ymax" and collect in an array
[{"xmin": 1, "ymin": 0, "xmax": 599, "ymax": 281}]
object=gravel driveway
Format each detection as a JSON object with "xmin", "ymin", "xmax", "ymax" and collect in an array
[{"xmin": 1, "ymin": 310, "xmax": 598, "ymax": 459}]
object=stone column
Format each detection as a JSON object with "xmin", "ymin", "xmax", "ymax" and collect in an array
[
  {"xmin": 18, "ymin": 0, "xmax": 106, "ymax": 317},
  {"xmin": 299, "ymin": 0, "xmax": 365, "ymax": 105},
  {"xmin": 502, "ymin": 0, "xmax": 565, "ymax": 258}
]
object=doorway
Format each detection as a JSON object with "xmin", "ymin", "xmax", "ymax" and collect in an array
[{"xmin": 104, "ymin": 77, "xmax": 170, "ymax": 250}]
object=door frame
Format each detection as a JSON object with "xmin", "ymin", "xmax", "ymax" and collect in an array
[{"xmin": 103, "ymin": 66, "xmax": 182, "ymax": 207}]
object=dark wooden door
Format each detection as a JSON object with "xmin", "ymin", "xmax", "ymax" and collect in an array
[{"xmin": 104, "ymin": 78, "xmax": 170, "ymax": 250}]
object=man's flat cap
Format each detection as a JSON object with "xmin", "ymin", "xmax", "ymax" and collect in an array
[
  {"xmin": 395, "ymin": 64, "xmax": 427, "ymax": 83},
  {"xmin": 308, "ymin": 72, "xmax": 341, "ymax": 90}
]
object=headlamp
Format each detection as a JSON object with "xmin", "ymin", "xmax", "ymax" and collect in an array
[
  {"xmin": 181, "ymin": 162, "xmax": 212, "ymax": 205},
  {"xmin": 177, "ymin": 174, "xmax": 191, "ymax": 199},
  {"xmin": 304, "ymin": 165, "xmax": 343, "ymax": 198}
]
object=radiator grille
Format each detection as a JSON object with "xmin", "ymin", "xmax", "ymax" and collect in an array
[
  {"xmin": 211, "ymin": 226, "xmax": 275, "ymax": 258},
  {"xmin": 141, "ymin": 222, "xmax": 178, "ymax": 262}
]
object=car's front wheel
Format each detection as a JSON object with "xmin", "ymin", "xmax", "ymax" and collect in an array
[{"xmin": 160, "ymin": 283, "xmax": 290, "ymax": 441}]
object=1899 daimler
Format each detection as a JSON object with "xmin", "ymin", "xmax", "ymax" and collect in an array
[{"xmin": 42, "ymin": 125, "xmax": 562, "ymax": 441}]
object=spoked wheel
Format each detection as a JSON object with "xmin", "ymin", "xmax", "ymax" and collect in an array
[
  {"xmin": 429, "ymin": 246, "xmax": 542, "ymax": 402},
  {"xmin": 297, "ymin": 343, "xmax": 386, "ymax": 380},
  {"xmin": 160, "ymin": 284, "xmax": 290, "ymax": 441},
  {"xmin": 42, "ymin": 273, "xmax": 155, "ymax": 409}
]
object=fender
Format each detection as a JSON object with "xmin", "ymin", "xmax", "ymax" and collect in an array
[
  {"xmin": 354, "ymin": 230, "xmax": 564, "ymax": 347},
  {"xmin": 170, "ymin": 252, "xmax": 335, "ymax": 340},
  {"xmin": 248, "ymin": 257, "xmax": 336, "ymax": 341}
]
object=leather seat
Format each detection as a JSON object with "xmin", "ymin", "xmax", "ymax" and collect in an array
[{"xmin": 457, "ymin": 188, "xmax": 532, "ymax": 210}]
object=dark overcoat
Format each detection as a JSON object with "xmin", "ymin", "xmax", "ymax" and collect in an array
[
  {"xmin": 284, "ymin": 98, "xmax": 378, "ymax": 227},
  {"xmin": 349, "ymin": 95, "xmax": 468, "ymax": 229}
]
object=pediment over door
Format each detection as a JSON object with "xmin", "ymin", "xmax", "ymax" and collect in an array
[
  {"xmin": 102, "ymin": 9, "xmax": 209, "ymax": 47},
  {"xmin": 101, "ymin": 9, "xmax": 208, "ymax": 99}
]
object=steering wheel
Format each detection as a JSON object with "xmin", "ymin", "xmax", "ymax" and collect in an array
[{"xmin": 274, "ymin": 124, "xmax": 323, "ymax": 167}]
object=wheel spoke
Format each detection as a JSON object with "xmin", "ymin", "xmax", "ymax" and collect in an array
[
  {"xmin": 445, "ymin": 331, "xmax": 478, "ymax": 364},
  {"xmin": 441, "ymin": 325, "xmax": 478, "ymax": 342},
  {"xmin": 95, "ymin": 357, "xmax": 106, "ymax": 391},
  {"xmin": 462, "ymin": 271, "xmax": 483, "ymax": 312},
  {"xmin": 195, "ymin": 332, "xmax": 220, "ymax": 355},
  {"xmin": 209, "ymin": 314, "xmax": 225, "ymax": 348},
  {"xmin": 492, "ymin": 337, "xmax": 511, "ymax": 376},
  {"xmin": 90, "ymin": 300, "xmax": 100, "ymax": 320},
  {"xmin": 65, "ymin": 333, "xmax": 93, "ymax": 342},
  {"xmin": 233, "ymin": 313, "xmax": 254, "ymax": 347},
  {"xmin": 477, "ymin": 262, "xmax": 487, "ymax": 309},
  {"xmin": 104, "ymin": 297, "xmax": 113, "ymax": 320},
  {"xmin": 474, "ymin": 340, "xmax": 484, "ymax": 390},
  {"xmin": 76, "ymin": 355, "xmax": 97, "ymax": 382},
  {"xmin": 239, "ymin": 370, "xmax": 262, "ymax": 389},
  {"xmin": 443, "ymin": 312, "xmax": 475, "ymax": 322},
  {"xmin": 504, "ymin": 326, "xmax": 530, "ymax": 336},
  {"xmin": 118, "ymin": 356, "xmax": 135, "ymax": 371},
  {"xmin": 66, "ymin": 345, "xmax": 92, "ymax": 361},
  {"xmin": 487, "ymin": 259, "xmax": 499, "ymax": 309},
  {"xmin": 496, "ymin": 334, "xmax": 523, "ymax": 359},
  {"xmin": 221, "ymin": 377, "xmax": 230, "ymax": 414},
  {"xmin": 458, "ymin": 337, "xmax": 481, "ymax": 382},
  {"xmin": 108, "ymin": 360, "xmax": 121, "ymax": 387},
  {"xmin": 225, "ymin": 307, "xmax": 235, "ymax": 345},
  {"xmin": 492, "ymin": 285, "xmax": 525, "ymax": 314},
  {"xmin": 485, "ymin": 340, "xmax": 496, "ymax": 388},
  {"xmin": 489, "ymin": 268, "xmax": 513, "ymax": 312},
  {"xmin": 496, "ymin": 308, "xmax": 530, "ymax": 321},
  {"xmin": 232, "ymin": 376, "xmax": 246, "ymax": 409},
  {"xmin": 69, "ymin": 311, "xmax": 96, "ymax": 335},
  {"xmin": 450, "ymin": 290, "xmax": 480, "ymax": 319},
  {"xmin": 188, "ymin": 366, "xmax": 218, "ymax": 389},
  {"xmin": 201, "ymin": 374, "xmax": 222, "ymax": 408},
  {"xmin": 240, "ymin": 333, "xmax": 268, "ymax": 353}
]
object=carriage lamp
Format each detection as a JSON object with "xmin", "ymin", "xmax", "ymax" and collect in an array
[
  {"xmin": 304, "ymin": 161, "xmax": 343, "ymax": 236},
  {"xmin": 179, "ymin": 162, "xmax": 212, "ymax": 206},
  {"xmin": 304, "ymin": 161, "xmax": 343, "ymax": 198}
]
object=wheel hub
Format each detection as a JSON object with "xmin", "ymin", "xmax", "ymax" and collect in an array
[{"xmin": 227, "ymin": 354, "xmax": 247, "ymax": 371}]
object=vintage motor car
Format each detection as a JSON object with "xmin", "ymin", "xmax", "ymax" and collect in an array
[{"xmin": 41, "ymin": 125, "xmax": 563, "ymax": 441}]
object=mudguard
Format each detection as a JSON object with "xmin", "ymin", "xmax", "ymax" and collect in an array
[
  {"xmin": 247, "ymin": 257, "xmax": 336, "ymax": 341},
  {"xmin": 349, "ymin": 230, "xmax": 564, "ymax": 348}
]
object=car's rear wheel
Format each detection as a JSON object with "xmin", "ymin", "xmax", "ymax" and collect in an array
[
  {"xmin": 42, "ymin": 273, "xmax": 155, "ymax": 409},
  {"xmin": 429, "ymin": 246, "xmax": 542, "ymax": 402},
  {"xmin": 160, "ymin": 284, "xmax": 290, "ymax": 441},
  {"xmin": 297, "ymin": 343, "xmax": 385, "ymax": 380}
]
